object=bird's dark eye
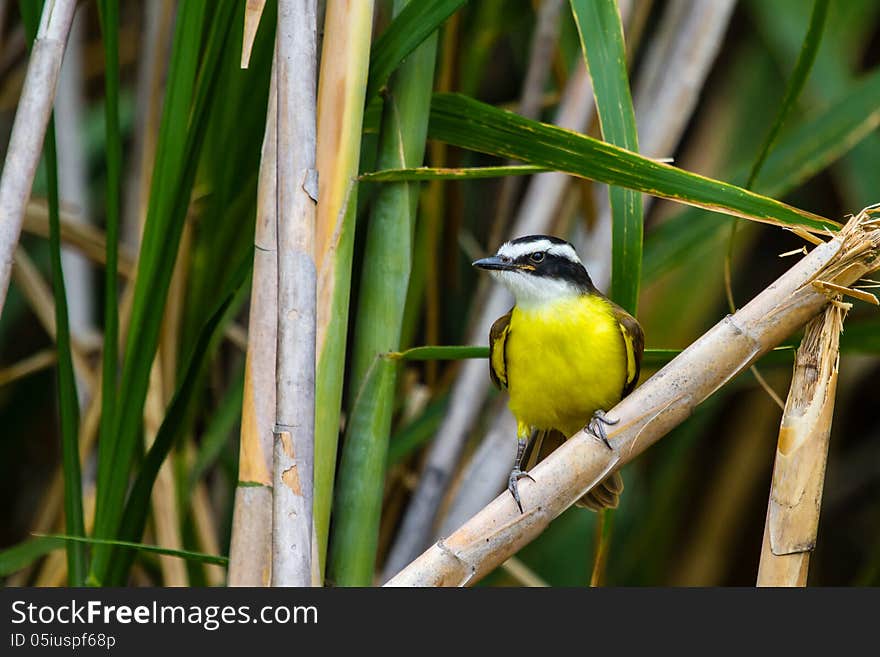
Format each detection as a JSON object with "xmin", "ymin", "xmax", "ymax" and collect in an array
[{"xmin": 530, "ymin": 252, "xmax": 545, "ymax": 263}]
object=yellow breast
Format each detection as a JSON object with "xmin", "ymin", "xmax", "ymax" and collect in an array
[{"xmin": 506, "ymin": 294, "xmax": 626, "ymax": 438}]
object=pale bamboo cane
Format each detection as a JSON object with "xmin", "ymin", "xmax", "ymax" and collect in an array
[
  {"xmin": 757, "ymin": 303, "xmax": 846, "ymax": 586},
  {"xmin": 0, "ymin": 0, "xmax": 77, "ymax": 318},
  {"xmin": 271, "ymin": 0, "xmax": 318, "ymax": 587}
]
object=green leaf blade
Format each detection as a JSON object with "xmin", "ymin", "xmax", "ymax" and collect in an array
[
  {"xmin": 571, "ymin": 0, "xmax": 643, "ymax": 313},
  {"xmin": 426, "ymin": 93, "xmax": 834, "ymax": 234}
]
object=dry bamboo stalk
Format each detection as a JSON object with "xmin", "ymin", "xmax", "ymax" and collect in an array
[
  {"xmin": 385, "ymin": 212, "xmax": 880, "ymax": 587},
  {"xmin": 756, "ymin": 303, "xmax": 845, "ymax": 587},
  {"xmin": 190, "ymin": 468, "xmax": 226, "ymax": 586},
  {"xmin": 500, "ymin": 556, "xmax": 549, "ymax": 587},
  {"xmin": 0, "ymin": 348, "xmax": 56, "ymax": 387},
  {"xmin": 123, "ymin": 0, "xmax": 174, "ymax": 246},
  {"xmin": 35, "ymin": 483, "xmax": 96, "ymax": 587},
  {"xmin": 143, "ymin": 357, "xmax": 188, "ymax": 586},
  {"xmin": 271, "ymin": 0, "xmax": 318, "ymax": 587},
  {"xmin": 228, "ymin": 53, "xmax": 277, "ymax": 587},
  {"xmin": 381, "ymin": 60, "xmax": 598, "ymax": 580},
  {"xmin": 23, "ymin": 202, "xmax": 138, "ymax": 277},
  {"xmin": 0, "ymin": 0, "xmax": 77, "ymax": 318},
  {"xmin": 12, "ymin": 248, "xmax": 97, "ymax": 390},
  {"xmin": 241, "ymin": 0, "xmax": 267, "ymax": 69}
]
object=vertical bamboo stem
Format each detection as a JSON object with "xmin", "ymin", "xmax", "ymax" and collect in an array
[
  {"xmin": 272, "ymin": 0, "xmax": 318, "ymax": 587},
  {"xmin": 0, "ymin": 0, "xmax": 77, "ymax": 318},
  {"xmin": 757, "ymin": 303, "xmax": 844, "ymax": 587},
  {"xmin": 313, "ymin": 0, "xmax": 375, "ymax": 582},
  {"xmin": 228, "ymin": 54, "xmax": 277, "ymax": 587}
]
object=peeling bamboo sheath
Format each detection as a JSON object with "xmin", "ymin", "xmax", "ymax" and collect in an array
[
  {"xmin": 272, "ymin": 0, "xmax": 318, "ymax": 587},
  {"xmin": 228, "ymin": 52, "xmax": 278, "ymax": 588},
  {"xmin": 0, "ymin": 0, "xmax": 77, "ymax": 318},
  {"xmin": 386, "ymin": 213, "xmax": 880, "ymax": 587},
  {"xmin": 757, "ymin": 304, "xmax": 844, "ymax": 586}
]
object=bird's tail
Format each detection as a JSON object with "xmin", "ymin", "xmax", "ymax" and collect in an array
[
  {"xmin": 526, "ymin": 429, "xmax": 624, "ymax": 512},
  {"xmin": 574, "ymin": 470, "xmax": 623, "ymax": 511}
]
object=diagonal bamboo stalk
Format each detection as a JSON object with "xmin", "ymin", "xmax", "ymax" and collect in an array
[
  {"xmin": 272, "ymin": 0, "xmax": 318, "ymax": 587},
  {"xmin": 23, "ymin": 202, "xmax": 138, "ymax": 277},
  {"xmin": 228, "ymin": 53, "xmax": 277, "ymax": 587},
  {"xmin": 385, "ymin": 211, "xmax": 880, "ymax": 586},
  {"xmin": 0, "ymin": 0, "xmax": 77, "ymax": 319},
  {"xmin": 12, "ymin": 248, "xmax": 97, "ymax": 389},
  {"xmin": 0, "ymin": 348, "xmax": 56, "ymax": 387},
  {"xmin": 757, "ymin": 303, "xmax": 845, "ymax": 587}
]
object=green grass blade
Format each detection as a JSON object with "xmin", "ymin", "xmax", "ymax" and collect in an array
[
  {"xmin": 387, "ymin": 345, "xmax": 490, "ymax": 360},
  {"xmin": 0, "ymin": 536, "xmax": 65, "ymax": 577},
  {"xmin": 19, "ymin": 0, "xmax": 87, "ymax": 586},
  {"xmin": 360, "ymin": 164, "xmax": 550, "ymax": 181},
  {"xmin": 366, "ymin": 0, "xmax": 466, "ymax": 99},
  {"xmin": 571, "ymin": 0, "xmax": 643, "ymax": 314},
  {"xmin": 327, "ymin": 2, "xmax": 437, "ymax": 585},
  {"xmin": 40, "ymin": 535, "xmax": 228, "ymax": 567},
  {"xmin": 96, "ymin": 0, "xmax": 121, "ymax": 506},
  {"xmin": 91, "ymin": 0, "xmax": 237, "ymax": 583},
  {"xmin": 45, "ymin": 120, "xmax": 87, "ymax": 585},
  {"xmin": 745, "ymin": 0, "xmax": 830, "ymax": 189},
  {"xmin": 425, "ymin": 93, "xmax": 834, "ymax": 233},
  {"xmin": 103, "ymin": 256, "xmax": 250, "ymax": 585}
]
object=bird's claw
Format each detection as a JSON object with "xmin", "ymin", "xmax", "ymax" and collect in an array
[
  {"xmin": 587, "ymin": 409, "xmax": 619, "ymax": 450},
  {"xmin": 508, "ymin": 467, "xmax": 535, "ymax": 514}
]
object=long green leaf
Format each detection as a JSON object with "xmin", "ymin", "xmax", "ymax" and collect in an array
[
  {"xmin": 0, "ymin": 536, "xmax": 65, "ymax": 577},
  {"xmin": 360, "ymin": 164, "xmax": 549, "ymax": 181},
  {"xmin": 425, "ymin": 93, "xmax": 834, "ymax": 233},
  {"xmin": 41, "ymin": 535, "xmax": 228, "ymax": 567},
  {"xmin": 366, "ymin": 0, "xmax": 466, "ymax": 99},
  {"xmin": 91, "ymin": 0, "xmax": 237, "ymax": 583},
  {"xmin": 571, "ymin": 0, "xmax": 643, "ymax": 314},
  {"xmin": 44, "ymin": 119, "xmax": 86, "ymax": 586},
  {"xmin": 19, "ymin": 0, "xmax": 86, "ymax": 586},
  {"xmin": 103, "ymin": 256, "xmax": 250, "ymax": 585},
  {"xmin": 96, "ymin": 0, "xmax": 121, "ymax": 517}
]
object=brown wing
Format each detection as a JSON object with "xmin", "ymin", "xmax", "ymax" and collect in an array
[
  {"xmin": 488, "ymin": 309, "xmax": 512, "ymax": 390},
  {"xmin": 611, "ymin": 303, "xmax": 645, "ymax": 397}
]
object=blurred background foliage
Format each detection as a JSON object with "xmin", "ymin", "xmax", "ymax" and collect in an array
[{"xmin": 1, "ymin": 0, "xmax": 879, "ymax": 586}]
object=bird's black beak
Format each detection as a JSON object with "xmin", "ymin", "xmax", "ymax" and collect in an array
[{"xmin": 472, "ymin": 255, "xmax": 514, "ymax": 271}]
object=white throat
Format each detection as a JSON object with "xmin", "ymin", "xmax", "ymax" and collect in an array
[{"xmin": 490, "ymin": 269, "xmax": 583, "ymax": 310}]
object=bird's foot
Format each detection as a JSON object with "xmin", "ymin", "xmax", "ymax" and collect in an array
[
  {"xmin": 508, "ymin": 467, "xmax": 535, "ymax": 514},
  {"xmin": 587, "ymin": 409, "xmax": 619, "ymax": 449}
]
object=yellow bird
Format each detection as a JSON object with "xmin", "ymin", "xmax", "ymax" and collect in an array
[{"xmin": 473, "ymin": 235, "xmax": 644, "ymax": 513}]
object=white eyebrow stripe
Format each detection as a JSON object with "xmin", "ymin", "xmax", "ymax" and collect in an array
[{"xmin": 497, "ymin": 239, "xmax": 581, "ymax": 263}]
